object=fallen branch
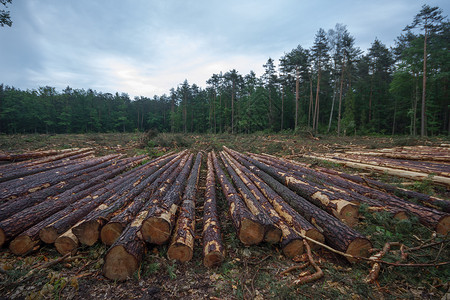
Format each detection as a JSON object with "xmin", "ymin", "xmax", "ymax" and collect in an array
[{"xmin": 293, "ymin": 241, "xmax": 323, "ymax": 285}]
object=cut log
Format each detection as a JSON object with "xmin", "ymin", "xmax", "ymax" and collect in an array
[
  {"xmin": 103, "ymin": 207, "xmax": 151, "ymax": 281},
  {"xmin": 0, "ymin": 154, "xmax": 120, "ymax": 200},
  {"xmin": 54, "ymin": 228, "xmax": 79, "ymax": 255},
  {"xmin": 0, "ymin": 156, "xmax": 147, "ymax": 248},
  {"xmin": 222, "ymin": 151, "xmax": 322, "ymax": 254},
  {"xmin": 224, "ymin": 147, "xmax": 372, "ymax": 262},
  {"xmin": 0, "ymin": 155, "xmax": 143, "ymax": 221},
  {"xmin": 219, "ymin": 152, "xmax": 281, "ymax": 244},
  {"xmin": 140, "ymin": 153, "xmax": 196, "ymax": 245},
  {"xmin": 0, "ymin": 148, "xmax": 82, "ymax": 162},
  {"xmin": 167, "ymin": 153, "xmax": 203, "ymax": 262},
  {"xmin": 315, "ymin": 166, "xmax": 450, "ymax": 214},
  {"xmin": 235, "ymin": 153, "xmax": 359, "ymax": 226},
  {"xmin": 101, "ymin": 153, "xmax": 185, "ymax": 246},
  {"xmin": 211, "ymin": 151, "xmax": 264, "ymax": 246},
  {"xmin": 304, "ymin": 154, "xmax": 450, "ymax": 187},
  {"xmin": 251, "ymin": 153, "xmax": 408, "ymax": 220},
  {"xmin": 72, "ymin": 153, "xmax": 183, "ymax": 246},
  {"xmin": 0, "ymin": 149, "xmax": 94, "ymax": 183},
  {"xmin": 202, "ymin": 153, "xmax": 225, "ymax": 267}
]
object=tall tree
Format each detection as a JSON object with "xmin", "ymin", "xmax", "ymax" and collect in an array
[{"xmin": 404, "ymin": 5, "xmax": 445, "ymax": 137}]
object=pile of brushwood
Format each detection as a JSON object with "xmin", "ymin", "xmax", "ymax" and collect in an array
[{"xmin": 0, "ymin": 146, "xmax": 448, "ymax": 287}]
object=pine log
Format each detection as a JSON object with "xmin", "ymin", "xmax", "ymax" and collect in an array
[
  {"xmin": 345, "ymin": 150, "xmax": 450, "ymax": 163},
  {"xmin": 0, "ymin": 154, "xmax": 120, "ymax": 200},
  {"xmin": 224, "ymin": 147, "xmax": 372, "ymax": 262},
  {"xmin": 54, "ymin": 228, "xmax": 79, "ymax": 255},
  {"xmin": 140, "ymin": 153, "xmax": 196, "ymax": 245},
  {"xmin": 101, "ymin": 153, "xmax": 185, "ymax": 245},
  {"xmin": 252, "ymin": 154, "xmax": 408, "ymax": 219},
  {"xmin": 219, "ymin": 152, "xmax": 281, "ymax": 244},
  {"xmin": 0, "ymin": 149, "xmax": 94, "ymax": 182},
  {"xmin": 304, "ymin": 154, "xmax": 450, "ymax": 187},
  {"xmin": 316, "ymin": 166, "xmax": 450, "ymax": 214},
  {"xmin": 211, "ymin": 151, "xmax": 264, "ymax": 246},
  {"xmin": 72, "ymin": 153, "xmax": 182, "ymax": 246},
  {"xmin": 0, "ymin": 155, "xmax": 143, "ymax": 221},
  {"xmin": 167, "ymin": 153, "xmax": 203, "ymax": 262},
  {"xmin": 103, "ymin": 206, "xmax": 153, "ymax": 281},
  {"xmin": 0, "ymin": 156, "xmax": 147, "ymax": 248},
  {"xmin": 236, "ymin": 153, "xmax": 359, "ymax": 226},
  {"xmin": 0, "ymin": 148, "xmax": 82, "ymax": 162},
  {"xmin": 222, "ymin": 151, "xmax": 322, "ymax": 255},
  {"xmin": 202, "ymin": 153, "xmax": 225, "ymax": 267}
]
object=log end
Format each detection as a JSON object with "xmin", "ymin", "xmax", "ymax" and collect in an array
[
  {"xmin": 167, "ymin": 243, "xmax": 193, "ymax": 263},
  {"xmin": 393, "ymin": 211, "xmax": 409, "ymax": 220},
  {"xmin": 55, "ymin": 234, "xmax": 78, "ymax": 255},
  {"xmin": 141, "ymin": 218, "xmax": 171, "ymax": 245},
  {"xmin": 73, "ymin": 220, "xmax": 100, "ymax": 246},
  {"xmin": 305, "ymin": 229, "xmax": 325, "ymax": 250},
  {"xmin": 264, "ymin": 226, "xmax": 282, "ymax": 244},
  {"xmin": 339, "ymin": 204, "xmax": 360, "ymax": 227},
  {"xmin": 281, "ymin": 238, "xmax": 304, "ymax": 258},
  {"xmin": 345, "ymin": 238, "xmax": 372, "ymax": 263},
  {"xmin": 239, "ymin": 218, "xmax": 264, "ymax": 246},
  {"xmin": 203, "ymin": 251, "xmax": 224, "ymax": 268},
  {"xmin": 39, "ymin": 227, "xmax": 59, "ymax": 244},
  {"xmin": 103, "ymin": 245, "xmax": 139, "ymax": 281},
  {"xmin": 100, "ymin": 222, "xmax": 124, "ymax": 246},
  {"xmin": 436, "ymin": 215, "xmax": 450, "ymax": 236},
  {"xmin": 9, "ymin": 235, "xmax": 38, "ymax": 256}
]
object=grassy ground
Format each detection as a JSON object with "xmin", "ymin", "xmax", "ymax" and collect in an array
[{"xmin": 0, "ymin": 132, "xmax": 449, "ymax": 299}]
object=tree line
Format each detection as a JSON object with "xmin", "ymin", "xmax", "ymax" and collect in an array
[{"xmin": 0, "ymin": 5, "xmax": 448, "ymax": 136}]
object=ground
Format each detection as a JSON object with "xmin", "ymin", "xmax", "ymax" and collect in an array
[{"xmin": 0, "ymin": 132, "xmax": 449, "ymax": 299}]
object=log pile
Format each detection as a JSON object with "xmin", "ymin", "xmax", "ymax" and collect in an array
[
  {"xmin": 304, "ymin": 145, "xmax": 450, "ymax": 187},
  {"xmin": 1, "ymin": 146, "xmax": 447, "ymax": 283}
]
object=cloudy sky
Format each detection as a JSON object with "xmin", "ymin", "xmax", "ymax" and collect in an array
[{"xmin": 0, "ymin": 0, "xmax": 448, "ymax": 98}]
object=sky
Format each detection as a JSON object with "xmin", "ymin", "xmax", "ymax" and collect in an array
[{"xmin": 0, "ymin": 0, "xmax": 448, "ymax": 98}]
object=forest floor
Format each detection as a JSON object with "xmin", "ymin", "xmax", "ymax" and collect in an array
[{"xmin": 0, "ymin": 132, "xmax": 449, "ymax": 299}]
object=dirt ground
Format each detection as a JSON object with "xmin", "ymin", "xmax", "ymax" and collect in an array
[{"xmin": 0, "ymin": 132, "xmax": 449, "ymax": 299}]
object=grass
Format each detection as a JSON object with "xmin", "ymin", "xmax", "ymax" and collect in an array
[{"xmin": 0, "ymin": 132, "xmax": 449, "ymax": 299}]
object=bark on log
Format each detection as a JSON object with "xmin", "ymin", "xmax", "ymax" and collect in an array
[
  {"xmin": 219, "ymin": 152, "xmax": 281, "ymax": 244},
  {"xmin": 0, "ymin": 154, "xmax": 120, "ymax": 200},
  {"xmin": 0, "ymin": 156, "xmax": 144, "ymax": 221},
  {"xmin": 316, "ymin": 166, "xmax": 450, "ymax": 214},
  {"xmin": 72, "ymin": 153, "xmax": 183, "ymax": 246},
  {"xmin": 103, "ymin": 206, "xmax": 154, "ymax": 281},
  {"xmin": 202, "ymin": 153, "xmax": 225, "ymax": 267},
  {"xmin": 167, "ymin": 153, "xmax": 203, "ymax": 262},
  {"xmin": 236, "ymin": 153, "xmax": 359, "ymax": 226},
  {"xmin": 345, "ymin": 150, "xmax": 450, "ymax": 163},
  {"xmin": 0, "ymin": 148, "xmax": 82, "ymax": 162},
  {"xmin": 251, "ymin": 154, "xmax": 408, "ymax": 220},
  {"xmin": 0, "ymin": 149, "xmax": 94, "ymax": 183},
  {"xmin": 54, "ymin": 228, "xmax": 79, "ymax": 255},
  {"xmin": 224, "ymin": 147, "xmax": 372, "ymax": 262},
  {"xmin": 101, "ymin": 153, "xmax": 185, "ymax": 245},
  {"xmin": 140, "ymin": 153, "xmax": 196, "ymax": 245},
  {"xmin": 221, "ymin": 151, "xmax": 322, "ymax": 255},
  {"xmin": 304, "ymin": 154, "xmax": 450, "ymax": 187},
  {"xmin": 0, "ymin": 156, "xmax": 147, "ymax": 248},
  {"xmin": 211, "ymin": 151, "xmax": 264, "ymax": 246}
]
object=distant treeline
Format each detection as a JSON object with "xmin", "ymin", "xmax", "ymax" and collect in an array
[{"xmin": 1, "ymin": 5, "xmax": 448, "ymax": 136}]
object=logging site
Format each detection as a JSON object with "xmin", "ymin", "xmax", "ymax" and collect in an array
[{"xmin": 0, "ymin": 132, "xmax": 448, "ymax": 299}]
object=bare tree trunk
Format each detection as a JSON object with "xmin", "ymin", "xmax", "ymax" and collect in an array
[
  {"xmin": 337, "ymin": 58, "xmax": 346, "ymax": 136},
  {"xmin": 281, "ymin": 86, "xmax": 284, "ymax": 131},
  {"xmin": 231, "ymin": 80, "xmax": 235, "ymax": 134},
  {"xmin": 295, "ymin": 67, "xmax": 299, "ymax": 129},
  {"xmin": 308, "ymin": 74, "xmax": 313, "ymax": 128},
  {"xmin": 421, "ymin": 25, "xmax": 428, "ymax": 137},
  {"xmin": 313, "ymin": 68, "xmax": 321, "ymax": 133}
]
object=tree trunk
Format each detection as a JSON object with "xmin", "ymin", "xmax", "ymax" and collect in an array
[
  {"xmin": 101, "ymin": 153, "xmax": 185, "ymax": 246},
  {"xmin": 224, "ymin": 148, "xmax": 372, "ymax": 262},
  {"xmin": 220, "ymin": 152, "xmax": 281, "ymax": 243},
  {"xmin": 295, "ymin": 67, "xmax": 299, "ymax": 129},
  {"xmin": 212, "ymin": 151, "xmax": 264, "ymax": 245},
  {"xmin": 221, "ymin": 152, "xmax": 306, "ymax": 257},
  {"xmin": 140, "ymin": 153, "xmax": 196, "ymax": 245},
  {"xmin": 337, "ymin": 59, "xmax": 345, "ymax": 136},
  {"xmin": 421, "ymin": 25, "xmax": 428, "ymax": 137},
  {"xmin": 167, "ymin": 153, "xmax": 203, "ymax": 262},
  {"xmin": 0, "ymin": 148, "xmax": 83, "ymax": 162},
  {"xmin": 71, "ymin": 154, "xmax": 181, "ymax": 246},
  {"xmin": 202, "ymin": 153, "xmax": 225, "ymax": 267}
]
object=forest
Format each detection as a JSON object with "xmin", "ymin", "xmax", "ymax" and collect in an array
[{"xmin": 0, "ymin": 5, "xmax": 448, "ymax": 137}]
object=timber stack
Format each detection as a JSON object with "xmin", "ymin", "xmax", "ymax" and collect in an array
[{"xmin": 0, "ymin": 146, "xmax": 447, "ymax": 282}]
